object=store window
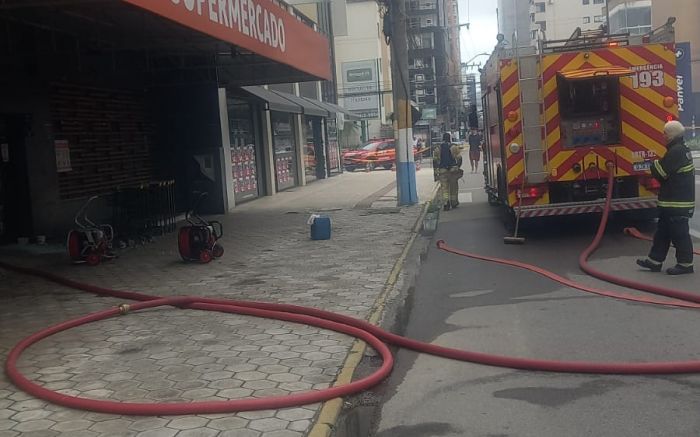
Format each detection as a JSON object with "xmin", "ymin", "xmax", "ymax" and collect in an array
[
  {"xmin": 271, "ymin": 111, "xmax": 297, "ymax": 191},
  {"xmin": 228, "ymin": 98, "xmax": 261, "ymax": 203},
  {"xmin": 303, "ymin": 116, "xmax": 325, "ymax": 182}
]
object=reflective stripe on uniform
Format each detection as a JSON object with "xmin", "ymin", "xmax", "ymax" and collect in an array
[
  {"xmin": 653, "ymin": 160, "xmax": 668, "ymax": 178},
  {"xmin": 677, "ymin": 164, "xmax": 695, "ymax": 174},
  {"xmin": 657, "ymin": 200, "xmax": 695, "ymax": 208}
]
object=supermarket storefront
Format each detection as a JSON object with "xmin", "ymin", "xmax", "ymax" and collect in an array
[{"xmin": 0, "ymin": 0, "xmax": 331, "ymax": 241}]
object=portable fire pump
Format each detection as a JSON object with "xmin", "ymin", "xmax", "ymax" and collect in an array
[
  {"xmin": 67, "ymin": 196, "xmax": 116, "ymax": 266},
  {"xmin": 178, "ymin": 192, "xmax": 224, "ymax": 263}
]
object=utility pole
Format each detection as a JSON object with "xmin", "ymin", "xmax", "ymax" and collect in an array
[{"xmin": 389, "ymin": 0, "xmax": 418, "ymax": 205}]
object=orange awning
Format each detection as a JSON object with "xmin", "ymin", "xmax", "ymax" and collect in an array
[{"xmin": 558, "ymin": 66, "xmax": 635, "ymax": 80}]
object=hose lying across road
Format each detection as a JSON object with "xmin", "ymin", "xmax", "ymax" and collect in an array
[{"xmin": 2, "ymin": 168, "xmax": 700, "ymax": 415}]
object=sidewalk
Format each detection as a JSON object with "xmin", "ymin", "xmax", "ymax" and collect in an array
[{"xmin": 0, "ymin": 168, "xmax": 436, "ymax": 437}]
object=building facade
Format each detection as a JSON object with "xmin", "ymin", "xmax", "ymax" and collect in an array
[
  {"xmin": 531, "ymin": 0, "xmax": 607, "ymax": 41},
  {"xmin": 407, "ymin": 0, "xmax": 462, "ymax": 139},
  {"xmin": 0, "ymin": 0, "xmax": 340, "ymax": 241},
  {"xmin": 333, "ymin": 0, "xmax": 393, "ymax": 141}
]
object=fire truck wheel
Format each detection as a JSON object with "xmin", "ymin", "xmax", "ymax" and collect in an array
[
  {"xmin": 383, "ymin": 164, "xmax": 393, "ymax": 170},
  {"xmin": 199, "ymin": 250, "xmax": 213, "ymax": 264},
  {"xmin": 86, "ymin": 252, "xmax": 101, "ymax": 267},
  {"xmin": 488, "ymin": 191, "xmax": 500, "ymax": 206},
  {"xmin": 212, "ymin": 244, "xmax": 224, "ymax": 258}
]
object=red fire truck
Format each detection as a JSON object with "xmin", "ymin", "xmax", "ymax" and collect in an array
[{"xmin": 481, "ymin": 22, "xmax": 679, "ymax": 224}]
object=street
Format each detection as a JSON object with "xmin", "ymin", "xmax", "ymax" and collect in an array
[{"xmin": 372, "ymin": 169, "xmax": 700, "ymax": 437}]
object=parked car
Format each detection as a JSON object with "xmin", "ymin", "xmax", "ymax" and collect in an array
[
  {"xmin": 342, "ymin": 140, "xmax": 394, "ymax": 171},
  {"xmin": 343, "ymin": 139, "xmax": 426, "ymax": 172}
]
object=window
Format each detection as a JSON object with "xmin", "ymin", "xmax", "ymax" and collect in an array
[
  {"xmin": 531, "ymin": 30, "xmax": 538, "ymax": 40},
  {"xmin": 415, "ymin": 58, "xmax": 424, "ymax": 68},
  {"xmin": 530, "ymin": 13, "xmax": 535, "ymax": 23},
  {"xmin": 582, "ymin": 0, "xmax": 589, "ymax": 4},
  {"xmin": 594, "ymin": 15, "xmax": 605, "ymax": 22},
  {"xmin": 412, "ymin": 33, "xmax": 434, "ymax": 49},
  {"xmin": 536, "ymin": 20, "xmax": 547, "ymax": 31},
  {"xmin": 415, "ymin": 74, "xmax": 425, "ymax": 82},
  {"xmin": 534, "ymin": 2, "xmax": 545, "ymax": 12},
  {"xmin": 593, "ymin": 0, "xmax": 604, "ymax": 3},
  {"xmin": 583, "ymin": 16, "xmax": 591, "ymax": 24},
  {"xmin": 416, "ymin": 89, "xmax": 425, "ymax": 96}
]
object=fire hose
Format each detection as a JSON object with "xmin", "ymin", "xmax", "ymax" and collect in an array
[{"xmin": 2, "ymin": 168, "xmax": 700, "ymax": 415}]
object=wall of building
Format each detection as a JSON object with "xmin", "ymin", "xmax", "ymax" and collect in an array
[
  {"xmin": 651, "ymin": 0, "xmax": 700, "ymax": 94},
  {"xmin": 333, "ymin": 1, "xmax": 389, "ymax": 139},
  {"xmin": 497, "ymin": 0, "xmax": 532, "ymax": 48},
  {"xmin": 532, "ymin": 0, "xmax": 606, "ymax": 42}
]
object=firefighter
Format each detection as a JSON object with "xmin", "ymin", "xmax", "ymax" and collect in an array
[
  {"xmin": 433, "ymin": 133, "xmax": 462, "ymax": 210},
  {"xmin": 637, "ymin": 120, "xmax": 695, "ymax": 275}
]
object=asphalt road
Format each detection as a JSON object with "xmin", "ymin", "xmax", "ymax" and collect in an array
[{"xmin": 371, "ymin": 171, "xmax": 700, "ymax": 437}]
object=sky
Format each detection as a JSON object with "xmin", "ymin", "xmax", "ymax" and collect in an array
[{"xmin": 458, "ymin": 0, "xmax": 499, "ymax": 71}]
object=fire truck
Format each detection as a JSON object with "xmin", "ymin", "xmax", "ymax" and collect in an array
[{"xmin": 481, "ymin": 21, "xmax": 679, "ymax": 224}]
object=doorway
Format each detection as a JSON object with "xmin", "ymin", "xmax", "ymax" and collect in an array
[{"xmin": 0, "ymin": 114, "xmax": 33, "ymax": 243}]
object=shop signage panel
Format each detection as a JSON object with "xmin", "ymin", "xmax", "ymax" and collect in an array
[
  {"xmin": 122, "ymin": 0, "xmax": 332, "ymax": 80},
  {"xmin": 675, "ymin": 42, "xmax": 695, "ymax": 136},
  {"xmin": 341, "ymin": 59, "xmax": 380, "ymax": 120}
]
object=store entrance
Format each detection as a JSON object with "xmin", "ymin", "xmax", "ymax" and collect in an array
[{"xmin": 0, "ymin": 114, "xmax": 33, "ymax": 243}]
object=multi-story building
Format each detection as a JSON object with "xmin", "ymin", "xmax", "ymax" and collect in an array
[
  {"xmin": 407, "ymin": 0, "xmax": 462, "ymax": 136},
  {"xmin": 333, "ymin": 0, "xmax": 393, "ymax": 140},
  {"xmin": 498, "ymin": 0, "xmax": 606, "ymax": 48},
  {"xmin": 531, "ymin": 0, "xmax": 607, "ymax": 41}
]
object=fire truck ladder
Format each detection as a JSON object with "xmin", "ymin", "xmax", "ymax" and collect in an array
[{"xmin": 515, "ymin": 48, "xmax": 549, "ymax": 184}]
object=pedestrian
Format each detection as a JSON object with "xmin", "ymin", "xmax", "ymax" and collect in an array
[
  {"xmin": 468, "ymin": 128, "xmax": 482, "ymax": 173},
  {"xmin": 636, "ymin": 120, "xmax": 695, "ymax": 275},
  {"xmin": 433, "ymin": 133, "xmax": 461, "ymax": 210}
]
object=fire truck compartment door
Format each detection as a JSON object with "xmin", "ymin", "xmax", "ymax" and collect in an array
[{"xmin": 558, "ymin": 66, "xmax": 634, "ymax": 80}]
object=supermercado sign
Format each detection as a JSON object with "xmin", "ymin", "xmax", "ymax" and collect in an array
[{"xmin": 122, "ymin": 0, "xmax": 331, "ymax": 80}]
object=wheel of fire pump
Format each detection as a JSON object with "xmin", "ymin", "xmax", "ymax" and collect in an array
[
  {"xmin": 85, "ymin": 252, "xmax": 101, "ymax": 267},
  {"xmin": 199, "ymin": 249, "xmax": 213, "ymax": 264},
  {"xmin": 212, "ymin": 244, "xmax": 224, "ymax": 259},
  {"xmin": 178, "ymin": 227, "xmax": 191, "ymax": 262},
  {"xmin": 66, "ymin": 230, "xmax": 82, "ymax": 261}
]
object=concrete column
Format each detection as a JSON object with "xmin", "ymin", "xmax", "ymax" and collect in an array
[
  {"xmin": 294, "ymin": 113, "xmax": 307, "ymax": 186},
  {"xmin": 261, "ymin": 110, "xmax": 277, "ymax": 196},
  {"xmin": 218, "ymin": 88, "xmax": 235, "ymax": 211},
  {"xmin": 293, "ymin": 83, "xmax": 307, "ymax": 186},
  {"xmin": 390, "ymin": 0, "xmax": 418, "ymax": 205}
]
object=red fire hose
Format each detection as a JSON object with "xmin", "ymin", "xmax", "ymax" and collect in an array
[{"xmin": 2, "ymin": 168, "xmax": 699, "ymax": 415}]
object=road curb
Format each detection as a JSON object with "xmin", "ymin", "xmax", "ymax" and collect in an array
[{"xmin": 307, "ymin": 182, "xmax": 438, "ymax": 437}]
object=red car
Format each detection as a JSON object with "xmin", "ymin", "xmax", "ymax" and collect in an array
[{"xmin": 342, "ymin": 140, "xmax": 396, "ymax": 172}]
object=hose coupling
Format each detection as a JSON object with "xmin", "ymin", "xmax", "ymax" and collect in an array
[{"xmin": 117, "ymin": 304, "xmax": 131, "ymax": 315}]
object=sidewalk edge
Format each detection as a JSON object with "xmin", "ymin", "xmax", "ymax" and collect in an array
[{"xmin": 307, "ymin": 182, "xmax": 439, "ymax": 437}]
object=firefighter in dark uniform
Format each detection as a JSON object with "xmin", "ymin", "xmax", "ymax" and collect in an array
[{"xmin": 637, "ymin": 120, "xmax": 695, "ymax": 275}]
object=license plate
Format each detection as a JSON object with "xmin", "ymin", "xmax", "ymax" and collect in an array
[{"xmin": 633, "ymin": 161, "xmax": 652, "ymax": 171}]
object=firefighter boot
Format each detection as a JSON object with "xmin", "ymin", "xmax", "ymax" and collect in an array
[
  {"xmin": 666, "ymin": 264, "xmax": 694, "ymax": 275},
  {"xmin": 636, "ymin": 258, "xmax": 662, "ymax": 272}
]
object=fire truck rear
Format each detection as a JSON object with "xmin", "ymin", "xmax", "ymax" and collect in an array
[{"xmin": 481, "ymin": 22, "xmax": 679, "ymax": 222}]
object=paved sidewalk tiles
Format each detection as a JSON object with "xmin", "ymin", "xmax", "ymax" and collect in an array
[{"xmin": 0, "ymin": 201, "xmax": 425, "ymax": 436}]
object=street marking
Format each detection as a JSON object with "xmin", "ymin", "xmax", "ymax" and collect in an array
[
  {"xmin": 450, "ymin": 290, "xmax": 494, "ymax": 298},
  {"xmin": 458, "ymin": 192, "xmax": 473, "ymax": 204}
]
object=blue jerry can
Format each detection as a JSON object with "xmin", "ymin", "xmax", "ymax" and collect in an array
[{"xmin": 310, "ymin": 215, "xmax": 331, "ymax": 240}]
